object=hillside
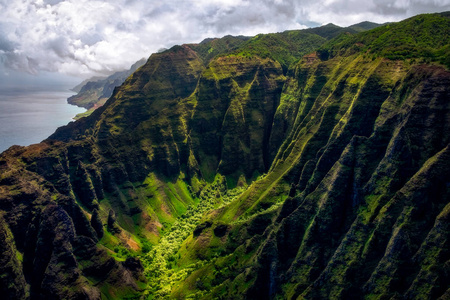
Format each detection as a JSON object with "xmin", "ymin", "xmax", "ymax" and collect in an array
[
  {"xmin": 0, "ymin": 12, "xmax": 449, "ymax": 299},
  {"xmin": 67, "ymin": 58, "xmax": 147, "ymax": 119}
]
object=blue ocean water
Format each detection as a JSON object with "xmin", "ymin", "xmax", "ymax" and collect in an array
[{"xmin": 0, "ymin": 88, "xmax": 85, "ymax": 153}]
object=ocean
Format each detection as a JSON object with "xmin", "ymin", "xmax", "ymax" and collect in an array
[{"xmin": 0, "ymin": 88, "xmax": 85, "ymax": 153}]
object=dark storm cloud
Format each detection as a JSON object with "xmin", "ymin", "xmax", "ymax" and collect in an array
[{"xmin": 0, "ymin": 0, "xmax": 448, "ymax": 78}]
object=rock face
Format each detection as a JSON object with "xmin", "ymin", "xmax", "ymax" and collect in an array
[
  {"xmin": 0, "ymin": 214, "xmax": 27, "ymax": 299},
  {"xmin": 239, "ymin": 61, "xmax": 450, "ymax": 299},
  {"xmin": 190, "ymin": 56, "xmax": 286, "ymax": 179},
  {"xmin": 0, "ymin": 12, "xmax": 449, "ymax": 299}
]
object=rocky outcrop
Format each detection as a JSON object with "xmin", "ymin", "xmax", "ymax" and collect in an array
[{"xmin": 90, "ymin": 208, "xmax": 103, "ymax": 239}]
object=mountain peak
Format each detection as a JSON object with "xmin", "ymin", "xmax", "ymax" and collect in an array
[{"xmin": 323, "ymin": 22, "xmax": 340, "ymax": 27}]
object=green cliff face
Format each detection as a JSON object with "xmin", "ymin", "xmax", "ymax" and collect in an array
[
  {"xmin": 190, "ymin": 55, "xmax": 286, "ymax": 180},
  {"xmin": 0, "ymin": 13, "xmax": 449, "ymax": 299}
]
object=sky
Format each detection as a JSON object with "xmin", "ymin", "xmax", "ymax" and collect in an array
[{"xmin": 0, "ymin": 0, "xmax": 449, "ymax": 81}]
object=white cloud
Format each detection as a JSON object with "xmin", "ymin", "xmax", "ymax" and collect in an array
[{"xmin": 0, "ymin": 0, "xmax": 449, "ymax": 78}]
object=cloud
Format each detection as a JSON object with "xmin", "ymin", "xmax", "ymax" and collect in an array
[
  {"xmin": 303, "ymin": 0, "xmax": 450, "ymax": 26},
  {"xmin": 0, "ymin": 0, "xmax": 449, "ymax": 78}
]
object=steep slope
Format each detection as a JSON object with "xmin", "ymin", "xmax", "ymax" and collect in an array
[
  {"xmin": 159, "ymin": 13, "xmax": 450, "ymax": 299},
  {"xmin": 68, "ymin": 59, "xmax": 147, "ymax": 109},
  {"xmin": 318, "ymin": 12, "xmax": 450, "ymax": 67},
  {"xmin": 0, "ymin": 12, "xmax": 449, "ymax": 300},
  {"xmin": 0, "ymin": 33, "xmax": 288, "ymax": 299},
  {"xmin": 67, "ymin": 58, "xmax": 147, "ymax": 119},
  {"xmin": 71, "ymin": 76, "xmax": 105, "ymax": 93}
]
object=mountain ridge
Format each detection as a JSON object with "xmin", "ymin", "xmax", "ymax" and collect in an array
[{"xmin": 67, "ymin": 58, "xmax": 147, "ymax": 119}]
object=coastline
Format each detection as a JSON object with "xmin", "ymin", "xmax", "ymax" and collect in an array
[{"xmin": 0, "ymin": 89, "xmax": 86, "ymax": 153}]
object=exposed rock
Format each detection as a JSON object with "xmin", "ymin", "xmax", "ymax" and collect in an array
[
  {"xmin": 107, "ymin": 209, "xmax": 120, "ymax": 234},
  {"xmin": 73, "ymin": 161, "xmax": 98, "ymax": 209},
  {"xmin": 90, "ymin": 208, "xmax": 104, "ymax": 239},
  {"xmin": 0, "ymin": 214, "xmax": 27, "ymax": 299},
  {"xmin": 193, "ymin": 221, "xmax": 212, "ymax": 237}
]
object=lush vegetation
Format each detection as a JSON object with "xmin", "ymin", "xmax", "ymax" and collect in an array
[
  {"xmin": 141, "ymin": 178, "xmax": 245, "ymax": 298},
  {"xmin": 228, "ymin": 31, "xmax": 327, "ymax": 72},
  {"xmin": 188, "ymin": 35, "xmax": 250, "ymax": 64},
  {"xmin": 318, "ymin": 12, "xmax": 450, "ymax": 67}
]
